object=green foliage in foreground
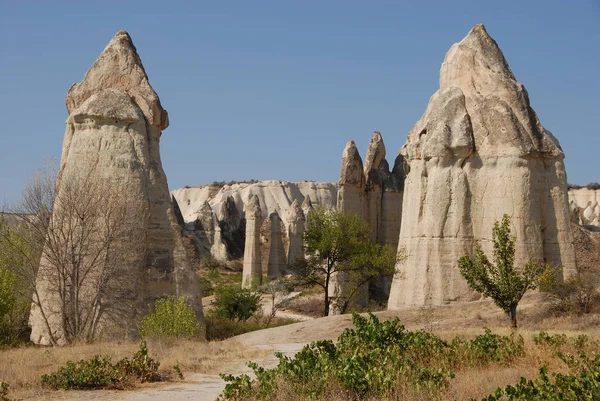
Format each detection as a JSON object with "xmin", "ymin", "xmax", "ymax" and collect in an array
[
  {"xmin": 41, "ymin": 341, "xmax": 160, "ymax": 390},
  {"xmin": 219, "ymin": 313, "xmax": 524, "ymax": 400},
  {"xmin": 480, "ymin": 352, "xmax": 600, "ymax": 401},
  {"xmin": 138, "ymin": 295, "xmax": 202, "ymax": 339}
]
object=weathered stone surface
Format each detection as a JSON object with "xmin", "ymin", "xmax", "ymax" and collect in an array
[
  {"xmin": 388, "ymin": 24, "xmax": 576, "ymax": 310},
  {"xmin": 242, "ymin": 195, "xmax": 263, "ymax": 288},
  {"xmin": 301, "ymin": 194, "xmax": 315, "ymax": 220},
  {"xmin": 171, "ymin": 181, "xmax": 336, "ymax": 261},
  {"xmin": 29, "ymin": 31, "xmax": 203, "ymax": 345},
  {"xmin": 287, "ymin": 199, "xmax": 306, "ymax": 267},
  {"xmin": 267, "ymin": 210, "xmax": 287, "ymax": 277},
  {"xmin": 569, "ymin": 187, "xmax": 600, "ymax": 229}
]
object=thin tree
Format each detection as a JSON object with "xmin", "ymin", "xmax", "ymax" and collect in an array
[
  {"xmin": 291, "ymin": 207, "xmax": 396, "ymax": 316},
  {"xmin": 458, "ymin": 214, "xmax": 548, "ymax": 329},
  {"xmin": 4, "ymin": 163, "xmax": 148, "ymax": 344}
]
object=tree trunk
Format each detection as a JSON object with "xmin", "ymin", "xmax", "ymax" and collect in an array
[
  {"xmin": 323, "ymin": 268, "xmax": 331, "ymax": 317},
  {"xmin": 508, "ymin": 305, "xmax": 517, "ymax": 329}
]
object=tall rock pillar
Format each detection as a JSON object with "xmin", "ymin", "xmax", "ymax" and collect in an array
[
  {"xmin": 287, "ymin": 199, "xmax": 306, "ymax": 267},
  {"xmin": 388, "ymin": 24, "xmax": 577, "ymax": 309},
  {"xmin": 29, "ymin": 31, "xmax": 203, "ymax": 345},
  {"xmin": 242, "ymin": 195, "xmax": 263, "ymax": 288},
  {"xmin": 267, "ymin": 210, "xmax": 286, "ymax": 277},
  {"xmin": 329, "ymin": 141, "xmax": 367, "ymax": 314}
]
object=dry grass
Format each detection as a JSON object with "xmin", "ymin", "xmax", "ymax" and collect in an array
[{"xmin": 0, "ymin": 338, "xmax": 267, "ymax": 400}]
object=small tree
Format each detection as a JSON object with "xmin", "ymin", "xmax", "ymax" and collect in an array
[
  {"xmin": 291, "ymin": 207, "xmax": 396, "ymax": 316},
  {"xmin": 458, "ymin": 214, "xmax": 548, "ymax": 329}
]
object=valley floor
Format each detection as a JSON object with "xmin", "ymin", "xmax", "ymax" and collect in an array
[{"xmin": 5, "ymin": 292, "xmax": 600, "ymax": 401}]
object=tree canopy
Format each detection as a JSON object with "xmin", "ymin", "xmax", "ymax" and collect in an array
[
  {"xmin": 291, "ymin": 207, "xmax": 396, "ymax": 316},
  {"xmin": 458, "ymin": 214, "xmax": 549, "ymax": 328}
]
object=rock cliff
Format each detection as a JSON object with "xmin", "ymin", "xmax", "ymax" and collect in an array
[{"xmin": 388, "ymin": 24, "xmax": 577, "ymax": 309}]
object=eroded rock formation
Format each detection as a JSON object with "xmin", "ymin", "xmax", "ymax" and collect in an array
[
  {"xmin": 267, "ymin": 210, "xmax": 287, "ymax": 277},
  {"xmin": 330, "ymin": 133, "xmax": 404, "ymax": 313},
  {"xmin": 287, "ymin": 199, "xmax": 306, "ymax": 267},
  {"xmin": 29, "ymin": 31, "xmax": 203, "ymax": 345},
  {"xmin": 388, "ymin": 24, "xmax": 577, "ymax": 309},
  {"xmin": 172, "ymin": 181, "xmax": 336, "ymax": 262},
  {"xmin": 569, "ymin": 186, "xmax": 600, "ymax": 229},
  {"xmin": 242, "ymin": 195, "xmax": 263, "ymax": 288}
]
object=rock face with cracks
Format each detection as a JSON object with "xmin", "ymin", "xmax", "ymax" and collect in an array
[
  {"xmin": 29, "ymin": 31, "xmax": 204, "ymax": 345},
  {"xmin": 388, "ymin": 24, "xmax": 577, "ymax": 309}
]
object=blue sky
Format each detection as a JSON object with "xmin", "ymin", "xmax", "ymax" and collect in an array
[{"xmin": 1, "ymin": 1, "xmax": 599, "ymax": 204}]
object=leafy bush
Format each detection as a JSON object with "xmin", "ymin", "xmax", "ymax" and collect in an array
[
  {"xmin": 41, "ymin": 341, "xmax": 160, "ymax": 390},
  {"xmin": 138, "ymin": 296, "xmax": 202, "ymax": 339},
  {"xmin": 481, "ymin": 352, "xmax": 600, "ymax": 400},
  {"xmin": 211, "ymin": 286, "xmax": 261, "ymax": 322},
  {"xmin": 219, "ymin": 314, "xmax": 524, "ymax": 400}
]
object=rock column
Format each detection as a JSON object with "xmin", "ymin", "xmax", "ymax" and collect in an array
[
  {"xmin": 242, "ymin": 195, "xmax": 263, "ymax": 288},
  {"xmin": 287, "ymin": 199, "xmax": 306, "ymax": 267},
  {"xmin": 267, "ymin": 210, "xmax": 286, "ymax": 277}
]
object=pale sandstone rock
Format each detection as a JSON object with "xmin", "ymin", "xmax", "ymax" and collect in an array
[
  {"xmin": 388, "ymin": 24, "xmax": 577, "ymax": 310},
  {"xmin": 267, "ymin": 210, "xmax": 287, "ymax": 277},
  {"xmin": 171, "ymin": 181, "xmax": 336, "ymax": 261},
  {"xmin": 329, "ymin": 141, "xmax": 368, "ymax": 314},
  {"xmin": 242, "ymin": 195, "xmax": 263, "ymax": 288},
  {"xmin": 301, "ymin": 194, "xmax": 315, "ymax": 220},
  {"xmin": 568, "ymin": 187, "xmax": 600, "ymax": 228},
  {"xmin": 30, "ymin": 31, "xmax": 203, "ymax": 345},
  {"xmin": 287, "ymin": 199, "xmax": 306, "ymax": 267}
]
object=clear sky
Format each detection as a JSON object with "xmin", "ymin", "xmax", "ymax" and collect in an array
[{"xmin": 1, "ymin": 1, "xmax": 599, "ymax": 205}]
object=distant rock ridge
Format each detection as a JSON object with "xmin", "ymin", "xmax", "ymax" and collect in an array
[
  {"xmin": 388, "ymin": 24, "xmax": 576, "ymax": 309},
  {"xmin": 171, "ymin": 180, "xmax": 337, "ymax": 262}
]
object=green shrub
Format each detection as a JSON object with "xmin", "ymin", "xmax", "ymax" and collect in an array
[
  {"xmin": 211, "ymin": 286, "xmax": 261, "ymax": 322},
  {"xmin": 138, "ymin": 296, "xmax": 202, "ymax": 339},
  {"xmin": 41, "ymin": 341, "xmax": 160, "ymax": 390},
  {"xmin": 481, "ymin": 352, "xmax": 600, "ymax": 401},
  {"xmin": 219, "ymin": 314, "xmax": 525, "ymax": 400}
]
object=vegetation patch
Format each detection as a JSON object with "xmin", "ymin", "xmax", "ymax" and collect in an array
[
  {"xmin": 219, "ymin": 313, "xmax": 528, "ymax": 400},
  {"xmin": 41, "ymin": 341, "xmax": 161, "ymax": 390}
]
